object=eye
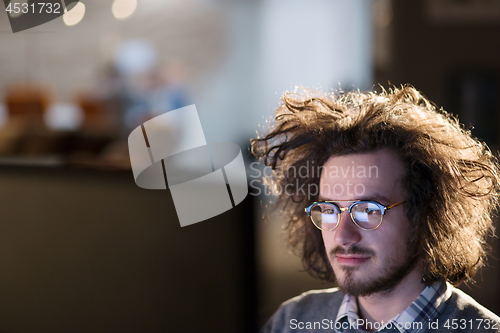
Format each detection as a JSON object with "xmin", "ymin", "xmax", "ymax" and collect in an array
[{"xmin": 323, "ymin": 208, "xmax": 335, "ymax": 214}]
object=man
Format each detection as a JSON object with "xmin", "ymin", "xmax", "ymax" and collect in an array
[{"xmin": 251, "ymin": 86, "xmax": 500, "ymax": 332}]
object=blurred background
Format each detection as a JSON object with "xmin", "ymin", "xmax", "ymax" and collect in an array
[{"xmin": 0, "ymin": 0, "xmax": 498, "ymax": 332}]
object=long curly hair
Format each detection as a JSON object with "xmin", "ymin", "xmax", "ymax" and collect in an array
[{"xmin": 251, "ymin": 85, "xmax": 500, "ymax": 286}]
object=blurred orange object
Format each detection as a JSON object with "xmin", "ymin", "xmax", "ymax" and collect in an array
[
  {"xmin": 77, "ymin": 92, "xmax": 117, "ymax": 134},
  {"xmin": 5, "ymin": 83, "xmax": 52, "ymax": 117},
  {"xmin": 0, "ymin": 83, "xmax": 56, "ymax": 155}
]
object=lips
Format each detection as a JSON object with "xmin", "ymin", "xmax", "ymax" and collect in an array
[{"xmin": 335, "ymin": 255, "xmax": 370, "ymax": 265}]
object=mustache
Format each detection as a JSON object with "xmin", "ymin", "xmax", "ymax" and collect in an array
[{"xmin": 330, "ymin": 245, "xmax": 375, "ymax": 257}]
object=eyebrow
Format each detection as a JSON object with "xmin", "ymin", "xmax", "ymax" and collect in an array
[{"xmin": 318, "ymin": 194, "xmax": 392, "ymax": 203}]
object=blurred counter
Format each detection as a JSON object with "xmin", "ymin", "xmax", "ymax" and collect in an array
[{"xmin": 0, "ymin": 164, "xmax": 256, "ymax": 333}]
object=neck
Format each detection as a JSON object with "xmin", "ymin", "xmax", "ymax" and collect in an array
[{"xmin": 356, "ymin": 267, "xmax": 425, "ymax": 331}]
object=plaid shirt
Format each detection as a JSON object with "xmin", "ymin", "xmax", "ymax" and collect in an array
[{"xmin": 334, "ymin": 281, "xmax": 452, "ymax": 333}]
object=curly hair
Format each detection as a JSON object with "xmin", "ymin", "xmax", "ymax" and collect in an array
[{"xmin": 251, "ymin": 85, "xmax": 500, "ymax": 286}]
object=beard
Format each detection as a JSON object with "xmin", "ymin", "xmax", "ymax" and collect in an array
[{"xmin": 330, "ymin": 240, "xmax": 419, "ymax": 297}]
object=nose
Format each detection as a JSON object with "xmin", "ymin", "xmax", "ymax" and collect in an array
[{"xmin": 333, "ymin": 209, "xmax": 362, "ymax": 247}]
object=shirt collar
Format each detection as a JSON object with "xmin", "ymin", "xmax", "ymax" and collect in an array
[{"xmin": 334, "ymin": 281, "xmax": 452, "ymax": 333}]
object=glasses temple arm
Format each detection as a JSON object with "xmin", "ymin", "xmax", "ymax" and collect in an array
[{"xmin": 386, "ymin": 201, "xmax": 406, "ymax": 210}]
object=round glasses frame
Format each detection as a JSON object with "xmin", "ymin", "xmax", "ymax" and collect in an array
[{"xmin": 304, "ymin": 200, "xmax": 406, "ymax": 231}]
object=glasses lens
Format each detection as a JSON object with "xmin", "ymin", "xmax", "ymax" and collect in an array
[
  {"xmin": 310, "ymin": 203, "xmax": 339, "ymax": 230},
  {"xmin": 351, "ymin": 202, "xmax": 382, "ymax": 229}
]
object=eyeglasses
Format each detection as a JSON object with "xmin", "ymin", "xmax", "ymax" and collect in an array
[{"xmin": 304, "ymin": 200, "xmax": 406, "ymax": 231}]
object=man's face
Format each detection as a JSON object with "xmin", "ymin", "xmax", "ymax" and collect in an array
[{"xmin": 319, "ymin": 149, "xmax": 418, "ymax": 297}]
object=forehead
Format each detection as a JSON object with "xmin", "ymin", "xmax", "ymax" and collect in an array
[{"xmin": 318, "ymin": 149, "xmax": 406, "ymax": 201}]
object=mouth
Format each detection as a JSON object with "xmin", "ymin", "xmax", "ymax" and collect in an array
[{"xmin": 335, "ymin": 255, "xmax": 371, "ymax": 265}]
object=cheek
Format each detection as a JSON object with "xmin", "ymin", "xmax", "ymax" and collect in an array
[
  {"xmin": 383, "ymin": 211, "xmax": 411, "ymax": 243},
  {"xmin": 321, "ymin": 230, "xmax": 335, "ymax": 254},
  {"xmin": 381, "ymin": 227, "xmax": 410, "ymax": 257}
]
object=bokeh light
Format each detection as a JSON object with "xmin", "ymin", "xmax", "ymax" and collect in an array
[
  {"xmin": 63, "ymin": 2, "xmax": 86, "ymax": 26},
  {"xmin": 112, "ymin": 0, "xmax": 138, "ymax": 20}
]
